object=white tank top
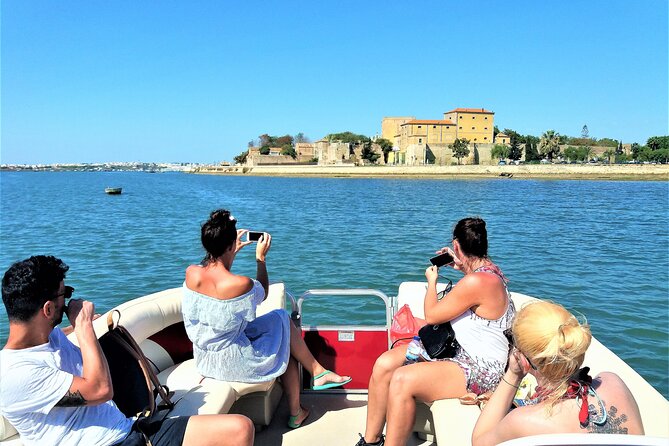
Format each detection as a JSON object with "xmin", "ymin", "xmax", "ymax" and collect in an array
[{"xmin": 450, "ymin": 266, "xmax": 515, "ymax": 364}]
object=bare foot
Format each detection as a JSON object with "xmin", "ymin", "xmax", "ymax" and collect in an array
[{"xmin": 313, "ymin": 370, "xmax": 351, "ymax": 388}]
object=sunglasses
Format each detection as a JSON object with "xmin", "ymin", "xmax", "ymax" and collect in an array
[
  {"xmin": 436, "ymin": 279, "xmax": 453, "ymax": 300},
  {"xmin": 503, "ymin": 328, "xmax": 538, "ymax": 370},
  {"xmin": 55, "ymin": 286, "xmax": 75, "ymax": 300}
]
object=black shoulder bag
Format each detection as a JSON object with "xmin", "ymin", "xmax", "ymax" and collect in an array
[
  {"xmin": 418, "ymin": 278, "xmax": 460, "ymax": 359},
  {"xmin": 418, "ymin": 322, "xmax": 460, "ymax": 359}
]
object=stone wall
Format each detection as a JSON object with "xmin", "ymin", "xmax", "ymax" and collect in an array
[{"xmin": 247, "ymin": 154, "xmax": 314, "ymax": 166}]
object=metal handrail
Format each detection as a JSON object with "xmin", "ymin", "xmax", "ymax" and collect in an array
[{"xmin": 297, "ymin": 288, "xmax": 392, "ymax": 334}]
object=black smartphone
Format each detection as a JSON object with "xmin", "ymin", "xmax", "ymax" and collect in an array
[
  {"xmin": 247, "ymin": 231, "xmax": 263, "ymax": 242},
  {"xmin": 429, "ymin": 252, "xmax": 454, "ymax": 267}
]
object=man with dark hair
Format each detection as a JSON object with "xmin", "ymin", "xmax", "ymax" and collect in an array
[{"xmin": 0, "ymin": 255, "xmax": 254, "ymax": 446}]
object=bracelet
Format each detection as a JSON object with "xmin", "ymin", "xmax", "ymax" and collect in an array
[{"xmin": 501, "ymin": 376, "xmax": 520, "ymax": 389}]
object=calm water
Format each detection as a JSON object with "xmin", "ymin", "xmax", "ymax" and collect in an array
[{"xmin": 1, "ymin": 172, "xmax": 667, "ymax": 397}]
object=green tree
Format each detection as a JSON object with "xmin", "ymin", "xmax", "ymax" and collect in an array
[
  {"xmin": 582, "ymin": 145, "xmax": 593, "ymax": 162},
  {"xmin": 326, "ymin": 131, "xmax": 370, "ymax": 144},
  {"xmin": 294, "ymin": 132, "xmax": 309, "ymax": 144},
  {"xmin": 361, "ymin": 141, "xmax": 380, "ymax": 163},
  {"xmin": 631, "ymin": 143, "xmax": 642, "ymax": 160},
  {"xmin": 508, "ymin": 139, "xmax": 522, "ymax": 161},
  {"xmin": 259, "ymin": 146, "xmax": 270, "ymax": 155},
  {"xmin": 563, "ymin": 146, "xmax": 578, "ymax": 162},
  {"xmin": 523, "ymin": 135, "xmax": 540, "ymax": 162},
  {"xmin": 449, "ymin": 138, "xmax": 470, "ymax": 165},
  {"xmin": 539, "ymin": 130, "xmax": 561, "ymax": 160},
  {"xmin": 491, "ymin": 144, "xmax": 509, "ymax": 161},
  {"xmin": 647, "ymin": 136, "xmax": 669, "ymax": 151},
  {"xmin": 234, "ymin": 151, "xmax": 248, "ymax": 165},
  {"xmin": 281, "ymin": 144, "xmax": 296, "ymax": 159},
  {"xmin": 602, "ymin": 149, "xmax": 615, "ymax": 163},
  {"xmin": 376, "ymin": 138, "xmax": 393, "ymax": 163},
  {"xmin": 597, "ymin": 138, "xmax": 619, "ymax": 148},
  {"xmin": 581, "ymin": 125, "xmax": 589, "ymax": 139}
]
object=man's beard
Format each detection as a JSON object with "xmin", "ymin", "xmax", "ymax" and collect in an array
[{"xmin": 54, "ymin": 303, "xmax": 67, "ymax": 327}]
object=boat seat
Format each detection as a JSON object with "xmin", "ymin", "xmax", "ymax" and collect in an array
[{"xmin": 0, "ymin": 283, "xmax": 289, "ymax": 445}]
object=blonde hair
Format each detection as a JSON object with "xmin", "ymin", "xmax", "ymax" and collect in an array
[{"xmin": 512, "ymin": 301, "xmax": 592, "ymax": 410}]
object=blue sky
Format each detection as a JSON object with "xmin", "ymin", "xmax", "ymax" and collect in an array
[{"xmin": 2, "ymin": 0, "xmax": 668, "ymax": 164}]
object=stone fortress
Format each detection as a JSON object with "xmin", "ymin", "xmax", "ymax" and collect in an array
[
  {"xmin": 245, "ymin": 107, "xmax": 507, "ymax": 167},
  {"xmin": 382, "ymin": 108, "xmax": 502, "ymax": 166}
]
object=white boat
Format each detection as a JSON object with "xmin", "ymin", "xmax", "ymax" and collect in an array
[{"xmin": 1, "ymin": 282, "xmax": 667, "ymax": 445}]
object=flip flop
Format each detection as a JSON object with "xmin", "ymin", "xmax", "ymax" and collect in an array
[
  {"xmin": 311, "ymin": 370, "xmax": 352, "ymax": 391},
  {"xmin": 288, "ymin": 406, "xmax": 309, "ymax": 429}
]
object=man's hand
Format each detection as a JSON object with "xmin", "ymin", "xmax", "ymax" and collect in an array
[{"xmin": 66, "ymin": 299, "xmax": 95, "ymax": 330}]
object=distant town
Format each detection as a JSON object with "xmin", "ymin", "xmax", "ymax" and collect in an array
[{"xmin": 0, "ymin": 162, "xmax": 223, "ymax": 173}]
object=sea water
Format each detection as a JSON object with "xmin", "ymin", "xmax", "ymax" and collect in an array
[{"xmin": 1, "ymin": 171, "xmax": 667, "ymax": 397}]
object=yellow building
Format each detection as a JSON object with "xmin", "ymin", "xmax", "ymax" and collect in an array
[
  {"xmin": 381, "ymin": 116, "xmax": 414, "ymax": 147},
  {"xmin": 398, "ymin": 119, "xmax": 457, "ymax": 147},
  {"xmin": 384, "ymin": 107, "xmax": 496, "ymax": 165},
  {"xmin": 442, "ymin": 108, "xmax": 495, "ymax": 144},
  {"xmin": 495, "ymin": 132, "xmax": 510, "ymax": 145}
]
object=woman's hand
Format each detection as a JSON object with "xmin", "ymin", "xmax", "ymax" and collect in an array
[
  {"xmin": 425, "ymin": 265, "xmax": 439, "ymax": 284},
  {"xmin": 236, "ymin": 230, "xmax": 252, "ymax": 253},
  {"xmin": 436, "ymin": 246, "xmax": 462, "ymax": 271},
  {"xmin": 508, "ymin": 348, "xmax": 531, "ymax": 380},
  {"xmin": 256, "ymin": 232, "xmax": 272, "ymax": 262}
]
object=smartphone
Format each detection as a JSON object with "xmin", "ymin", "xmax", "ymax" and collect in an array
[
  {"xmin": 429, "ymin": 252, "xmax": 454, "ymax": 268},
  {"xmin": 247, "ymin": 231, "xmax": 264, "ymax": 242}
]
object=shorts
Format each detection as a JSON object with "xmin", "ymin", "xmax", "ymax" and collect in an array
[
  {"xmin": 440, "ymin": 347, "xmax": 505, "ymax": 395},
  {"xmin": 112, "ymin": 416, "xmax": 190, "ymax": 446}
]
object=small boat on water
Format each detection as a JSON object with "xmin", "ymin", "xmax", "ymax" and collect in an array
[
  {"xmin": 104, "ymin": 187, "xmax": 122, "ymax": 194},
  {"xmin": 1, "ymin": 282, "xmax": 667, "ymax": 445}
]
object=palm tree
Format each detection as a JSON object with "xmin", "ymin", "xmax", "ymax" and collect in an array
[
  {"xmin": 602, "ymin": 149, "xmax": 615, "ymax": 164},
  {"xmin": 539, "ymin": 130, "xmax": 561, "ymax": 161},
  {"xmin": 583, "ymin": 146, "xmax": 593, "ymax": 162},
  {"xmin": 491, "ymin": 144, "xmax": 509, "ymax": 161}
]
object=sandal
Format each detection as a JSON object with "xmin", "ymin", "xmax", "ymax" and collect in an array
[
  {"xmin": 311, "ymin": 370, "xmax": 352, "ymax": 390},
  {"xmin": 288, "ymin": 406, "xmax": 309, "ymax": 429}
]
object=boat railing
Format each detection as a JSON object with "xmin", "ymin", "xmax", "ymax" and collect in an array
[{"xmin": 297, "ymin": 288, "xmax": 392, "ymax": 332}]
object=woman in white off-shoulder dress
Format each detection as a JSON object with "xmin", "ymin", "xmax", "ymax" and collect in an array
[{"xmin": 182, "ymin": 209, "xmax": 351, "ymax": 429}]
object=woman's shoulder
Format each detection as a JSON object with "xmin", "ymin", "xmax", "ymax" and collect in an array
[
  {"xmin": 185, "ymin": 266, "xmax": 254, "ymax": 300},
  {"xmin": 456, "ymin": 269, "xmax": 505, "ymax": 293}
]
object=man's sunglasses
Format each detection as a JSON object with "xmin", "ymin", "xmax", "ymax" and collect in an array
[{"xmin": 55, "ymin": 286, "xmax": 75, "ymax": 300}]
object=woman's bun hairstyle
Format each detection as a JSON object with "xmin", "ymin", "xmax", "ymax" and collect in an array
[
  {"xmin": 453, "ymin": 217, "xmax": 488, "ymax": 258},
  {"xmin": 513, "ymin": 301, "xmax": 592, "ymax": 410},
  {"xmin": 201, "ymin": 209, "xmax": 237, "ymax": 263}
]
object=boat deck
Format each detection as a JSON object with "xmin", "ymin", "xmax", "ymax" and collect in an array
[{"xmin": 255, "ymin": 392, "xmax": 435, "ymax": 446}]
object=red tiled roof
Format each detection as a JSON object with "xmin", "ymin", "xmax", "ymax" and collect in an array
[
  {"xmin": 402, "ymin": 119, "xmax": 455, "ymax": 125},
  {"xmin": 444, "ymin": 108, "xmax": 494, "ymax": 114}
]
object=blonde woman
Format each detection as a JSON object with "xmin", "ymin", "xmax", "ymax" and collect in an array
[{"xmin": 472, "ymin": 301, "xmax": 644, "ymax": 445}]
